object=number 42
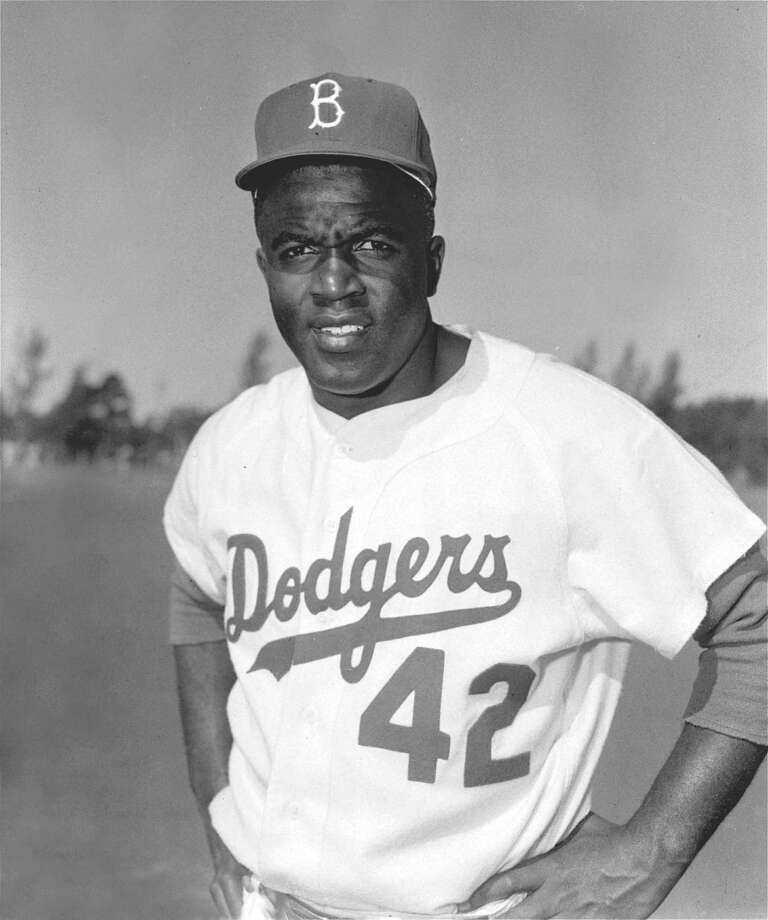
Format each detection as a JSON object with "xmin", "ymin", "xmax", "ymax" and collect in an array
[{"xmin": 358, "ymin": 647, "xmax": 535, "ymax": 787}]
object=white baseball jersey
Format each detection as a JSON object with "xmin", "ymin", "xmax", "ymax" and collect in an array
[{"xmin": 164, "ymin": 328, "xmax": 764, "ymax": 915}]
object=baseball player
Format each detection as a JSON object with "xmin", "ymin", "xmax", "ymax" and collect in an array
[{"xmin": 165, "ymin": 74, "xmax": 767, "ymax": 920}]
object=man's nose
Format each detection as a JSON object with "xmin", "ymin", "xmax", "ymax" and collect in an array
[{"xmin": 311, "ymin": 251, "xmax": 365, "ymax": 302}]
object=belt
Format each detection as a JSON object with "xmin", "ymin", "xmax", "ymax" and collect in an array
[{"xmin": 242, "ymin": 887, "xmax": 528, "ymax": 920}]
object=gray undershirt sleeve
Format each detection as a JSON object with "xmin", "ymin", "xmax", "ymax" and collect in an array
[
  {"xmin": 684, "ymin": 544, "xmax": 767, "ymax": 747},
  {"xmin": 168, "ymin": 558, "xmax": 226, "ymax": 644}
]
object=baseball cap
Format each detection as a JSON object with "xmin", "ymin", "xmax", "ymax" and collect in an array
[{"xmin": 235, "ymin": 73, "xmax": 436, "ymax": 200}]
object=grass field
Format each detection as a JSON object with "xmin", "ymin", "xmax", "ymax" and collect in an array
[{"xmin": 1, "ymin": 465, "xmax": 765, "ymax": 920}]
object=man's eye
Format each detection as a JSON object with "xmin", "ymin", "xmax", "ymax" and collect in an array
[
  {"xmin": 280, "ymin": 244, "xmax": 316, "ymax": 260},
  {"xmin": 353, "ymin": 240, "xmax": 394, "ymax": 254}
]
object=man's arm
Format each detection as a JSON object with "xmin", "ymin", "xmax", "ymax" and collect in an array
[
  {"xmin": 461, "ymin": 550, "xmax": 767, "ymax": 919},
  {"xmin": 174, "ymin": 641, "xmax": 254, "ymax": 919},
  {"xmin": 461, "ymin": 725, "xmax": 764, "ymax": 919}
]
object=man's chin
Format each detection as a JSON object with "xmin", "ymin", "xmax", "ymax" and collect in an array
[
  {"xmin": 311, "ymin": 376, "xmax": 387, "ymax": 401},
  {"xmin": 307, "ymin": 370, "xmax": 399, "ymax": 416}
]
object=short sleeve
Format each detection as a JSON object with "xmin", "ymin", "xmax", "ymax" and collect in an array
[
  {"xmin": 163, "ymin": 427, "xmax": 227, "ymax": 606},
  {"xmin": 567, "ymin": 409, "xmax": 764, "ymax": 657},
  {"xmin": 519, "ymin": 358, "xmax": 766, "ymax": 658}
]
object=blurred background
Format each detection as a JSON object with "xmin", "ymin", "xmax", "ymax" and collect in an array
[{"xmin": 1, "ymin": 2, "xmax": 765, "ymax": 918}]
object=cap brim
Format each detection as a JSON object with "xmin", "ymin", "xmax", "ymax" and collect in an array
[{"xmin": 235, "ymin": 151, "xmax": 434, "ymax": 200}]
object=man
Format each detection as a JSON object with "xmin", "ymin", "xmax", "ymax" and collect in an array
[{"xmin": 165, "ymin": 74, "xmax": 767, "ymax": 920}]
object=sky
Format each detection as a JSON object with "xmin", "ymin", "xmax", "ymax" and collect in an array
[{"xmin": 2, "ymin": 1, "xmax": 766, "ymax": 419}]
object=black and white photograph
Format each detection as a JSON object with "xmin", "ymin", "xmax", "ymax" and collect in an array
[{"xmin": 1, "ymin": 3, "xmax": 766, "ymax": 919}]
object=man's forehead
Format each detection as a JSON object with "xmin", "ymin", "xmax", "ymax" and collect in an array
[
  {"xmin": 261, "ymin": 160, "xmax": 408, "ymax": 197},
  {"xmin": 263, "ymin": 205, "xmax": 408, "ymax": 248},
  {"xmin": 258, "ymin": 163, "xmax": 419, "ymax": 220},
  {"xmin": 252, "ymin": 156, "xmax": 433, "ymax": 245}
]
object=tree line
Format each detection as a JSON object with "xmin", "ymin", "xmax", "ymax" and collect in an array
[
  {"xmin": 573, "ymin": 341, "xmax": 766, "ymax": 485},
  {"xmin": 2, "ymin": 329, "xmax": 765, "ymax": 484},
  {"xmin": 0, "ymin": 329, "xmax": 270, "ymax": 467}
]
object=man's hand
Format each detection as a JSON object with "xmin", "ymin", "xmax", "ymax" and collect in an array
[
  {"xmin": 461, "ymin": 724, "xmax": 766, "ymax": 919},
  {"xmin": 458, "ymin": 813, "xmax": 683, "ymax": 919},
  {"xmin": 207, "ymin": 826, "xmax": 255, "ymax": 919},
  {"xmin": 174, "ymin": 642, "xmax": 253, "ymax": 917}
]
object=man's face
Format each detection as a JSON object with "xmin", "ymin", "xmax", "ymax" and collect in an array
[{"xmin": 255, "ymin": 163, "xmax": 444, "ymax": 415}]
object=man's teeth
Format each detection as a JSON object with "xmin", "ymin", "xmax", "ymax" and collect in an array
[{"xmin": 319, "ymin": 325, "xmax": 364, "ymax": 336}]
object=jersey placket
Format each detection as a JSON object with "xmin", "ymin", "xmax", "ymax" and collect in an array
[{"xmin": 262, "ymin": 426, "xmax": 382, "ymax": 897}]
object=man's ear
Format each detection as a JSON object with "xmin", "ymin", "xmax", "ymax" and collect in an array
[
  {"xmin": 426, "ymin": 235, "xmax": 445, "ymax": 298},
  {"xmin": 256, "ymin": 248, "xmax": 268, "ymax": 278}
]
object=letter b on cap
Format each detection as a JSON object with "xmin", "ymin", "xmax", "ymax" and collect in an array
[{"xmin": 308, "ymin": 79, "xmax": 345, "ymax": 129}]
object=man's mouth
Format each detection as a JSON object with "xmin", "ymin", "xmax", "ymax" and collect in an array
[
  {"xmin": 317, "ymin": 324, "xmax": 365, "ymax": 337},
  {"xmin": 312, "ymin": 323, "xmax": 369, "ymax": 351}
]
